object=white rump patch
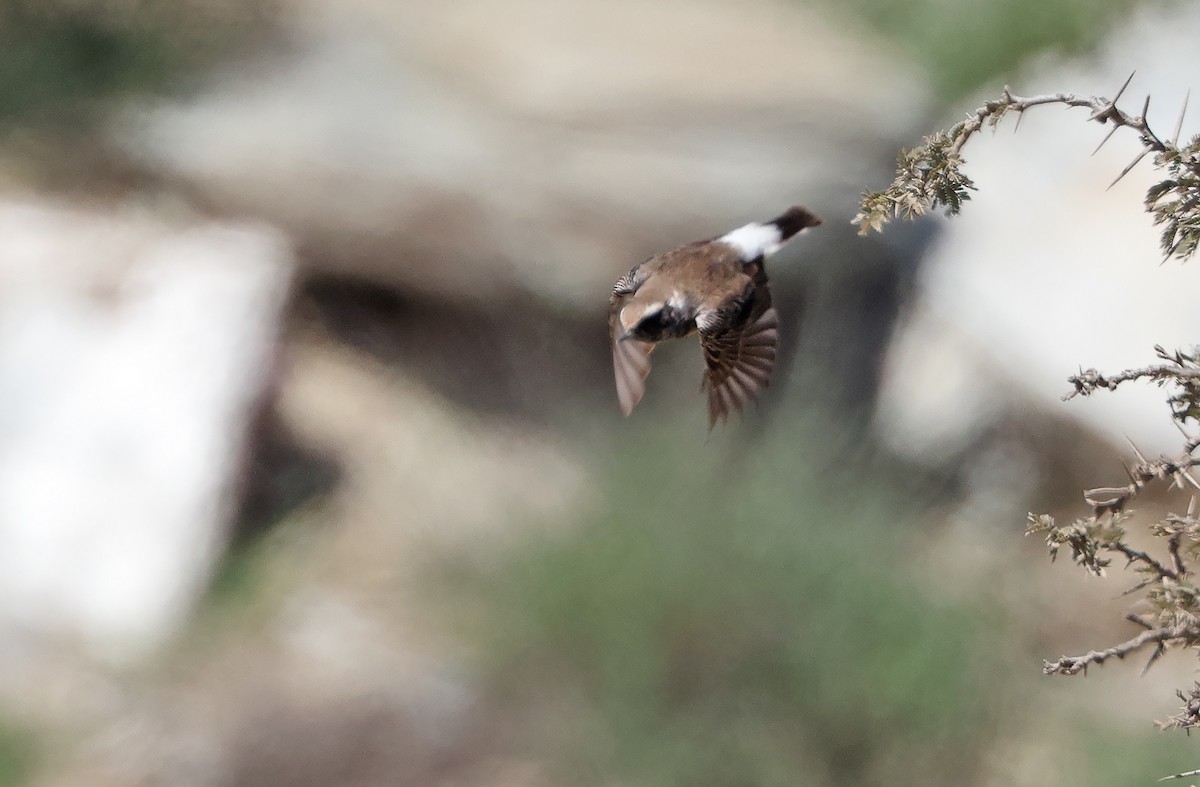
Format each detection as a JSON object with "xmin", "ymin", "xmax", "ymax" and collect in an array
[{"xmin": 718, "ymin": 222, "xmax": 784, "ymax": 261}]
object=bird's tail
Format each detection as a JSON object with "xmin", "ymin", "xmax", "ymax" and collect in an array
[{"xmin": 718, "ymin": 205, "xmax": 822, "ymax": 261}]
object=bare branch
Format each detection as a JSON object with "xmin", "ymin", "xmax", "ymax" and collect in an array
[
  {"xmin": 1160, "ymin": 767, "xmax": 1200, "ymax": 781},
  {"xmin": 855, "ymin": 75, "xmax": 1200, "ymax": 261},
  {"xmin": 1111, "ymin": 541, "xmax": 1178, "ymax": 580},
  {"xmin": 1044, "ymin": 624, "xmax": 1193, "ymax": 676},
  {"xmin": 1076, "ymin": 447, "xmax": 1200, "ymax": 521},
  {"xmin": 1065, "ymin": 364, "xmax": 1200, "ymax": 399},
  {"xmin": 1169, "ymin": 532, "xmax": 1187, "ymax": 578}
]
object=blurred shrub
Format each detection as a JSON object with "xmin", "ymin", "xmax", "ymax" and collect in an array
[
  {"xmin": 0, "ymin": 720, "xmax": 35, "ymax": 787},
  {"xmin": 0, "ymin": 0, "xmax": 276, "ymax": 130},
  {"xmin": 829, "ymin": 0, "xmax": 1139, "ymax": 99},
  {"xmin": 1082, "ymin": 727, "xmax": 1200, "ymax": 785},
  {"xmin": 461, "ymin": 421, "xmax": 1005, "ymax": 786}
]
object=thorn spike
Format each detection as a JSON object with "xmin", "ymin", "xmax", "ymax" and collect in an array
[
  {"xmin": 1108, "ymin": 148, "xmax": 1150, "ymax": 190},
  {"xmin": 1140, "ymin": 643, "xmax": 1165, "ymax": 676},
  {"xmin": 1127, "ymin": 437, "xmax": 1149, "ymax": 464},
  {"xmin": 1013, "ymin": 109, "xmax": 1024, "ymax": 134},
  {"xmin": 1113, "ymin": 71, "xmax": 1136, "ymax": 105},
  {"xmin": 1172, "ymin": 90, "xmax": 1190, "ymax": 146},
  {"xmin": 1092, "ymin": 124, "xmax": 1120, "ymax": 155}
]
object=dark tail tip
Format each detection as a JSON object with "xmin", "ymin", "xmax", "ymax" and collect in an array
[{"xmin": 771, "ymin": 206, "xmax": 823, "ymax": 240}]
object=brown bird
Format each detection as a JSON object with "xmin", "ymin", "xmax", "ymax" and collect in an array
[{"xmin": 609, "ymin": 205, "xmax": 822, "ymax": 428}]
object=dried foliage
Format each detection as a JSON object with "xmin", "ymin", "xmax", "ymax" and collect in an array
[
  {"xmin": 854, "ymin": 74, "xmax": 1200, "ymax": 261},
  {"xmin": 1028, "ymin": 347, "xmax": 1200, "ymax": 733},
  {"xmin": 857, "ymin": 76, "xmax": 1200, "ymax": 741}
]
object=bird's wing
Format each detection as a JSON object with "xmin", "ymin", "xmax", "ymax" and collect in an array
[
  {"xmin": 698, "ymin": 275, "xmax": 777, "ymax": 429},
  {"xmin": 610, "ymin": 265, "xmax": 655, "ymax": 416}
]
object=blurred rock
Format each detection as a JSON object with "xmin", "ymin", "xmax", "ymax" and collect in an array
[
  {"xmin": 274, "ymin": 329, "xmax": 588, "ymax": 557},
  {"xmin": 30, "ymin": 331, "xmax": 585, "ymax": 786},
  {"xmin": 877, "ymin": 1, "xmax": 1200, "ymax": 464},
  {"xmin": 0, "ymin": 197, "xmax": 292, "ymax": 660},
  {"xmin": 119, "ymin": 0, "xmax": 929, "ymax": 307}
]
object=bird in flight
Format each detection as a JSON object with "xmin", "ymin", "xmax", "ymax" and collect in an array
[{"xmin": 609, "ymin": 205, "xmax": 821, "ymax": 428}]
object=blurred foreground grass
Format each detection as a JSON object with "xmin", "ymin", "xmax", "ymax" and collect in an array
[
  {"xmin": 452, "ymin": 418, "xmax": 1005, "ymax": 786},
  {"xmin": 447, "ymin": 413, "xmax": 1200, "ymax": 786},
  {"xmin": 0, "ymin": 720, "xmax": 36, "ymax": 787}
]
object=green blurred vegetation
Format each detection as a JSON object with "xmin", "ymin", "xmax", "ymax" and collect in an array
[
  {"xmin": 0, "ymin": 2, "xmax": 274, "ymax": 131},
  {"xmin": 0, "ymin": 11, "xmax": 174, "ymax": 126},
  {"xmin": 449, "ymin": 412, "xmax": 1200, "ymax": 785},
  {"xmin": 0, "ymin": 720, "xmax": 36, "ymax": 787},
  {"xmin": 827, "ymin": 0, "xmax": 1142, "ymax": 100},
  {"xmin": 1082, "ymin": 727, "xmax": 1200, "ymax": 785},
  {"xmin": 458, "ymin": 420, "xmax": 1009, "ymax": 786}
]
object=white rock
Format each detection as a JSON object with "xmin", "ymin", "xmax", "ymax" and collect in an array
[{"xmin": 0, "ymin": 198, "xmax": 292, "ymax": 661}]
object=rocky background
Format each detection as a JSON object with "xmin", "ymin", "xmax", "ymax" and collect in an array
[{"xmin": 1, "ymin": 0, "xmax": 1199, "ymax": 785}]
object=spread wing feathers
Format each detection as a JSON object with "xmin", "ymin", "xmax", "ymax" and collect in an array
[
  {"xmin": 610, "ymin": 263, "xmax": 654, "ymax": 416},
  {"xmin": 612, "ymin": 332, "xmax": 654, "ymax": 415},
  {"xmin": 699, "ymin": 306, "xmax": 779, "ymax": 429}
]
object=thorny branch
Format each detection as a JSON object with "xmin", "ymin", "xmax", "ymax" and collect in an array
[
  {"xmin": 1161, "ymin": 759, "xmax": 1200, "ymax": 782},
  {"xmin": 1080, "ymin": 450, "xmax": 1200, "ymax": 519},
  {"xmin": 854, "ymin": 74, "xmax": 1200, "ymax": 261},
  {"xmin": 857, "ymin": 73, "xmax": 1200, "ymax": 737},
  {"xmin": 1068, "ymin": 365, "xmax": 1200, "ymax": 399},
  {"xmin": 1024, "ymin": 346, "xmax": 1200, "ymax": 732},
  {"xmin": 1068, "ymin": 346, "xmax": 1200, "ymax": 429},
  {"xmin": 1157, "ymin": 684, "xmax": 1200, "ymax": 734},
  {"xmin": 1042, "ymin": 623, "xmax": 1194, "ymax": 676}
]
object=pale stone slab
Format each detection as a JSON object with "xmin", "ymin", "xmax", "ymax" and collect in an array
[{"xmin": 0, "ymin": 199, "xmax": 292, "ymax": 660}]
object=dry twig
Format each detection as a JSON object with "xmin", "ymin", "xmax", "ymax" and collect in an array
[
  {"xmin": 1026, "ymin": 353, "xmax": 1200, "ymax": 729},
  {"xmin": 1043, "ymin": 623, "xmax": 1194, "ymax": 676},
  {"xmin": 858, "ymin": 73, "xmax": 1200, "ymax": 733},
  {"xmin": 855, "ymin": 74, "xmax": 1200, "ymax": 261}
]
